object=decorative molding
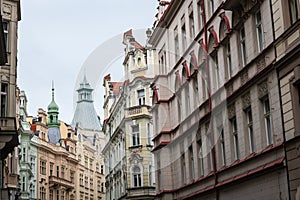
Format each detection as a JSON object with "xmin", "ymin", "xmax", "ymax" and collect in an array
[
  {"xmin": 227, "ymin": 103, "xmax": 236, "ymax": 119},
  {"xmin": 242, "ymin": 92, "xmax": 251, "ymax": 109},
  {"xmin": 240, "ymin": 70, "xmax": 248, "ymax": 85},
  {"xmin": 2, "ymin": 4, "xmax": 12, "ymax": 18},
  {"xmin": 258, "ymin": 81, "xmax": 268, "ymax": 98},
  {"xmin": 226, "ymin": 82, "xmax": 234, "ymax": 96},
  {"xmin": 129, "ymin": 153, "xmax": 143, "ymax": 165},
  {"xmin": 256, "ymin": 57, "xmax": 266, "ymax": 71}
]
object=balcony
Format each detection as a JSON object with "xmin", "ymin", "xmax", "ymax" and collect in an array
[
  {"xmin": 0, "ymin": 117, "xmax": 18, "ymax": 159},
  {"xmin": 126, "ymin": 105, "xmax": 151, "ymax": 119},
  {"xmin": 49, "ymin": 176, "xmax": 74, "ymax": 189}
]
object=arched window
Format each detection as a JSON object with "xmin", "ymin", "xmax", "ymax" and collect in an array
[
  {"xmin": 198, "ymin": 39, "xmax": 205, "ymax": 65},
  {"xmin": 132, "ymin": 166, "xmax": 142, "ymax": 187}
]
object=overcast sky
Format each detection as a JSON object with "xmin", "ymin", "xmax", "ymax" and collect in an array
[{"xmin": 18, "ymin": 0, "xmax": 158, "ymax": 123}]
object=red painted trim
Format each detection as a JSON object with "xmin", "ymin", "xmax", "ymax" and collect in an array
[
  {"xmin": 182, "ymin": 61, "xmax": 190, "ymax": 78},
  {"xmin": 152, "ymin": 141, "xmax": 170, "ymax": 152},
  {"xmin": 190, "ymin": 51, "xmax": 198, "ymax": 69},
  {"xmin": 154, "ymin": 88, "xmax": 159, "ymax": 103},
  {"xmin": 222, "ymin": 15, "xmax": 231, "ymax": 32},
  {"xmin": 175, "ymin": 70, "xmax": 182, "ymax": 86},
  {"xmin": 209, "ymin": 29, "xmax": 219, "ymax": 46}
]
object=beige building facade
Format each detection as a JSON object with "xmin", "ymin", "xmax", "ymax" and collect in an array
[
  {"xmin": 150, "ymin": 0, "xmax": 290, "ymax": 199},
  {"xmin": 0, "ymin": 0, "xmax": 21, "ymax": 199},
  {"xmin": 102, "ymin": 30, "xmax": 156, "ymax": 200}
]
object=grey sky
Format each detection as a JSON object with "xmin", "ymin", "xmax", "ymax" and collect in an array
[{"xmin": 18, "ymin": 0, "xmax": 157, "ymax": 123}]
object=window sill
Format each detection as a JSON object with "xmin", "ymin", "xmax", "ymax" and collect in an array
[{"xmin": 129, "ymin": 145, "xmax": 143, "ymax": 150}]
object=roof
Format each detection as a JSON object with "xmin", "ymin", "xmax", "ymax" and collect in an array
[
  {"xmin": 110, "ymin": 82, "xmax": 123, "ymax": 96},
  {"xmin": 132, "ymin": 40, "xmax": 145, "ymax": 50},
  {"xmin": 71, "ymin": 101, "xmax": 102, "ymax": 131}
]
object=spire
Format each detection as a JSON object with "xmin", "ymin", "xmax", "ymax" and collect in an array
[
  {"xmin": 47, "ymin": 81, "xmax": 59, "ymax": 128},
  {"xmin": 52, "ymin": 80, "xmax": 55, "ymax": 101}
]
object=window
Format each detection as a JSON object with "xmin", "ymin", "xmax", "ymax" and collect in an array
[
  {"xmin": 79, "ymin": 173, "xmax": 84, "ymax": 186},
  {"xmin": 40, "ymin": 187, "xmax": 46, "ymax": 200},
  {"xmin": 197, "ymin": 0, "xmax": 203, "ymax": 30},
  {"xmin": 212, "ymin": 53, "xmax": 220, "ymax": 89},
  {"xmin": 132, "ymin": 166, "xmax": 142, "ymax": 187},
  {"xmin": 181, "ymin": 153, "xmax": 186, "ymax": 184},
  {"xmin": 219, "ymin": 127, "xmax": 226, "ymax": 165},
  {"xmin": 3, "ymin": 21, "xmax": 9, "ymax": 52},
  {"xmin": 147, "ymin": 123, "xmax": 152, "ymax": 145},
  {"xmin": 289, "ymin": 0, "xmax": 298, "ymax": 24},
  {"xmin": 101, "ymin": 165, "xmax": 104, "ymax": 174},
  {"xmin": 61, "ymin": 190, "xmax": 65, "ymax": 200},
  {"xmin": 197, "ymin": 130, "xmax": 204, "ymax": 176},
  {"xmin": 85, "ymin": 176, "xmax": 88, "ymax": 186},
  {"xmin": 30, "ymin": 156, "xmax": 36, "ymax": 173},
  {"xmin": 61, "ymin": 166, "xmax": 65, "ymax": 179},
  {"xmin": 85, "ymin": 156, "xmax": 88, "ymax": 167},
  {"xmin": 189, "ymin": 145, "xmax": 195, "ymax": 180},
  {"xmin": 263, "ymin": 98, "xmax": 272, "ymax": 145},
  {"xmin": 101, "ymin": 182, "xmax": 104, "ymax": 192},
  {"xmin": 226, "ymin": 41, "xmax": 232, "ymax": 79},
  {"xmin": 189, "ymin": 3, "xmax": 195, "ymax": 39},
  {"xmin": 210, "ymin": 0, "xmax": 214, "ymax": 14},
  {"xmin": 205, "ymin": 123, "xmax": 213, "ymax": 171},
  {"xmin": 181, "ymin": 16, "xmax": 187, "ymax": 51},
  {"xmin": 56, "ymin": 166, "xmax": 60, "ymax": 177},
  {"xmin": 131, "ymin": 125, "xmax": 140, "ymax": 146},
  {"xmin": 137, "ymin": 89, "xmax": 145, "ymax": 105},
  {"xmin": 1, "ymin": 83, "xmax": 8, "ymax": 117},
  {"xmin": 70, "ymin": 171, "xmax": 75, "ymax": 183},
  {"xmin": 240, "ymin": 27, "xmax": 247, "ymax": 66},
  {"xmin": 231, "ymin": 117, "xmax": 239, "ymax": 160},
  {"xmin": 201, "ymin": 68, "xmax": 208, "ymax": 100},
  {"xmin": 174, "ymin": 27, "xmax": 180, "ymax": 60},
  {"xmin": 89, "ymin": 158, "xmax": 93, "ymax": 169},
  {"xmin": 22, "ymin": 147, "xmax": 26, "ymax": 162},
  {"xmin": 255, "ymin": 10, "xmax": 263, "ymax": 52},
  {"xmin": 246, "ymin": 108, "xmax": 254, "ymax": 153},
  {"xmin": 159, "ymin": 48, "xmax": 167, "ymax": 75},
  {"xmin": 22, "ymin": 177, "xmax": 25, "ymax": 191},
  {"xmin": 40, "ymin": 160, "xmax": 46, "ymax": 175},
  {"xmin": 56, "ymin": 189, "xmax": 59, "ymax": 200},
  {"xmin": 90, "ymin": 178, "xmax": 93, "ymax": 189},
  {"xmin": 30, "ymin": 184, "xmax": 35, "ymax": 198},
  {"xmin": 149, "ymin": 165, "xmax": 153, "ymax": 185},
  {"xmin": 185, "ymin": 85, "xmax": 190, "ymax": 114}
]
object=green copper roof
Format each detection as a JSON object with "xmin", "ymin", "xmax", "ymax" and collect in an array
[{"xmin": 47, "ymin": 83, "xmax": 59, "ymax": 112}]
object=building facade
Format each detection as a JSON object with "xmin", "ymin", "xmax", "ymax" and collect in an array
[
  {"xmin": 272, "ymin": 0, "xmax": 300, "ymax": 199},
  {"xmin": 18, "ymin": 90, "xmax": 38, "ymax": 199},
  {"xmin": 102, "ymin": 30, "xmax": 156, "ymax": 200},
  {"xmin": 150, "ymin": 0, "xmax": 289, "ymax": 199},
  {"xmin": 32, "ymin": 87, "xmax": 78, "ymax": 200},
  {"xmin": 0, "ymin": 0, "xmax": 21, "ymax": 199},
  {"xmin": 72, "ymin": 75, "xmax": 105, "ymax": 200}
]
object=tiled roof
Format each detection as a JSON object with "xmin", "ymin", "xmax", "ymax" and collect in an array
[{"xmin": 110, "ymin": 82, "xmax": 123, "ymax": 96}]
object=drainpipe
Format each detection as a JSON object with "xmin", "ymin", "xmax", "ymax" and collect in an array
[{"xmin": 202, "ymin": 1, "xmax": 219, "ymax": 200}]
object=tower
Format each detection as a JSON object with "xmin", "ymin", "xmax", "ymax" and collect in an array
[{"xmin": 47, "ymin": 83, "xmax": 61, "ymax": 144}]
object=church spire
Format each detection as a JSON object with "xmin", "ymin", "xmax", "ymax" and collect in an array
[{"xmin": 47, "ymin": 81, "xmax": 59, "ymax": 128}]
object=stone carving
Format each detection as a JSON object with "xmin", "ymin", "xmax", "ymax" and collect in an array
[
  {"xmin": 242, "ymin": 92, "xmax": 251, "ymax": 109},
  {"xmin": 256, "ymin": 57, "xmax": 266, "ymax": 71},
  {"xmin": 241, "ymin": 70, "xmax": 248, "ymax": 85},
  {"xmin": 226, "ymin": 82, "xmax": 233, "ymax": 96},
  {"xmin": 258, "ymin": 81, "xmax": 268, "ymax": 98},
  {"xmin": 129, "ymin": 153, "xmax": 143, "ymax": 165},
  {"xmin": 227, "ymin": 103, "xmax": 236, "ymax": 119},
  {"xmin": 2, "ymin": 4, "xmax": 12, "ymax": 18}
]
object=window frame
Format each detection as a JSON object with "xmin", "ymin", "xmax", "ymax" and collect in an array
[
  {"xmin": 131, "ymin": 125, "xmax": 140, "ymax": 147},
  {"xmin": 255, "ymin": 10, "xmax": 264, "ymax": 52}
]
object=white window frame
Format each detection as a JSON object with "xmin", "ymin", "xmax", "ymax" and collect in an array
[
  {"xmin": 246, "ymin": 108, "xmax": 255, "ymax": 153},
  {"xmin": 131, "ymin": 125, "xmax": 140, "ymax": 147},
  {"xmin": 137, "ymin": 89, "xmax": 145, "ymax": 105},
  {"xmin": 255, "ymin": 10, "xmax": 263, "ymax": 52},
  {"xmin": 231, "ymin": 117, "xmax": 239, "ymax": 160},
  {"xmin": 131, "ymin": 166, "xmax": 142, "ymax": 187},
  {"xmin": 263, "ymin": 98, "xmax": 273, "ymax": 145},
  {"xmin": 240, "ymin": 27, "xmax": 247, "ymax": 66}
]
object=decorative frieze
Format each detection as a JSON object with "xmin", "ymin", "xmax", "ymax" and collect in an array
[
  {"xmin": 256, "ymin": 57, "xmax": 266, "ymax": 71},
  {"xmin": 242, "ymin": 92, "xmax": 251, "ymax": 109},
  {"xmin": 226, "ymin": 82, "xmax": 233, "ymax": 97},
  {"xmin": 240, "ymin": 70, "xmax": 248, "ymax": 85},
  {"xmin": 2, "ymin": 4, "xmax": 12, "ymax": 19},
  {"xmin": 227, "ymin": 103, "xmax": 236, "ymax": 119}
]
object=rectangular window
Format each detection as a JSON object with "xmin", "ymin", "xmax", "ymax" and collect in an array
[
  {"xmin": 1, "ymin": 83, "xmax": 8, "ymax": 117},
  {"xmin": 263, "ymin": 98, "xmax": 272, "ymax": 145},
  {"xmin": 40, "ymin": 160, "xmax": 46, "ymax": 175},
  {"xmin": 255, "ymin": 10, "xmax": 263, "ymax": 52},
  {"xmin": 22, "ymin": 147, "xmax": 26, "ymax": 162},
  {"xmin": 226, "ymin": 42, "xmax": 232, "ymax": 79},
  {"xmin": 289, "ymin": 0, "xmax": 298, "ymax": 24},
  {"xmin": 56, "ymin": 189, "xmax": 59, "ymax": 200},
  {"xmin": 22, "ymin": 177, "xmax": 25, "ymax": 191},
  {"xmin": 61, "ymin": 190, "xmax": 65, "ymax": 200},
  {"xmin": 189, "ymin": 145, "xmax": 195, "ymax": 180},
  {"xmin": 147, "ymin": 123, "xmax": 152, "ymax": 145},
  {"xmin": 56, "ymin": 166, "xmax": 59, "ymax": 177},
  {"xmin": 189, "ymin": 3, "xmax": 195, "ymax": 39},
  {"xmin": 197, "ymin": 0, "xmax": 203, "ymax": 30},
  {"xmin": 131, "ymin": 125, "xmax": 140, "ymax": 146},
  {"xmin": 197, "ymin": 131, "xmax": 204, "ymax": 176},
  {"xmin": 174, "ymin": 27, "xmax": 180, "ymax": 60},
  {"xmin": 220, "ymin": 127, "xmax": 226, "ymax": 165},
  {"xmin": 231, "ymin": 117, "xmax": 239, "ymax": 160},
  {"xmin": 70, "ymin": 171, "xmax": 74, "ymax": 183},
  {"xmin": 210, "ymin": 0, "xmax": 214, "ymax": 14},
  {"xmin": 49, "ymin": 189, "xmax": 53, "ymax": 200},
  {"xmin": 80, "ymin": 173, "xmax": 84, "ymax": 186},
  {"xmin": 149, "ymin": 165, "xmax": 153, "ymax": 185},
  {"xmin": 181, "ymin": 153, "xmax": 186, "ymax": 184},
  {"xmin": 240, "ymin": 27, "xmax": 247, "ymax": 66},
  {"xmin": 246, "ymin": 108, "xmax": 255, "ymax": 153},
  {"xmin": 61, "ymin": 166, "xmax": 65, "ymax": 179},
  {"xmin": 137, "ymin": 89, "xmax": 145, "ymax": 105},
  {"xmin": 212, "ymin": 53, "xmax": 220, "ymax": 89},
  {"xmin": 181, "ymin": 16, "xmax": 187, "ymax": 51},
  {"xmin": 158, "ymin": 48, "xmax": 167, "ymax": 75},
  {"xmin": 50, "ymin": 163, "xmax": 53, "ymax": 176},
  {"xmin": 3, "ymin": 21, "xmax": 9, "ymax": 52},
  {"xmin": 90, "ymin": 178, "xmax": 93, "ymax": 189}
]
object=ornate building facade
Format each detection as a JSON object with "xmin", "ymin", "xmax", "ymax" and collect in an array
[
  {"xmin": 150, "ymin": 0, "xmax": 290, "ymax": 199},
  {"xmin": 72, "ymin": 75, "xmax": 105, "ymax": 200},
  {"xmin": 0, "ymin": 0, "xmax": 21, "ymax": 199},
  {"xmin": 102, "ymin": 29, "xmax": 156, "ymax": 200}
]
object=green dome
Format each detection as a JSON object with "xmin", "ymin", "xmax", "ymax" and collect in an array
[{"xmin": 47, "ymin": 87, "xmax": 59, "ymax": 112}]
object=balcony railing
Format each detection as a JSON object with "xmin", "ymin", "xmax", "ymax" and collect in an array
[
  {"xmin": 126, "ymin": 105, "xmax": 151, "ymax": 118},
  {"xmin": 49, "ymin": 176, "xmax": 74, "ymax": 189}
]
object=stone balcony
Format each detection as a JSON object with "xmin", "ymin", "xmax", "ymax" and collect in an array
[
  {"xmin": 0, "ymin": 117, "xmax": 18, "ymax": 159},
  {"xmin": 126, "ymin": 105, "xmax": 151, "ymax": 119},
  {"xmin": 49, "ymin": 176, "xmax": 74, "ymax": 189}
]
